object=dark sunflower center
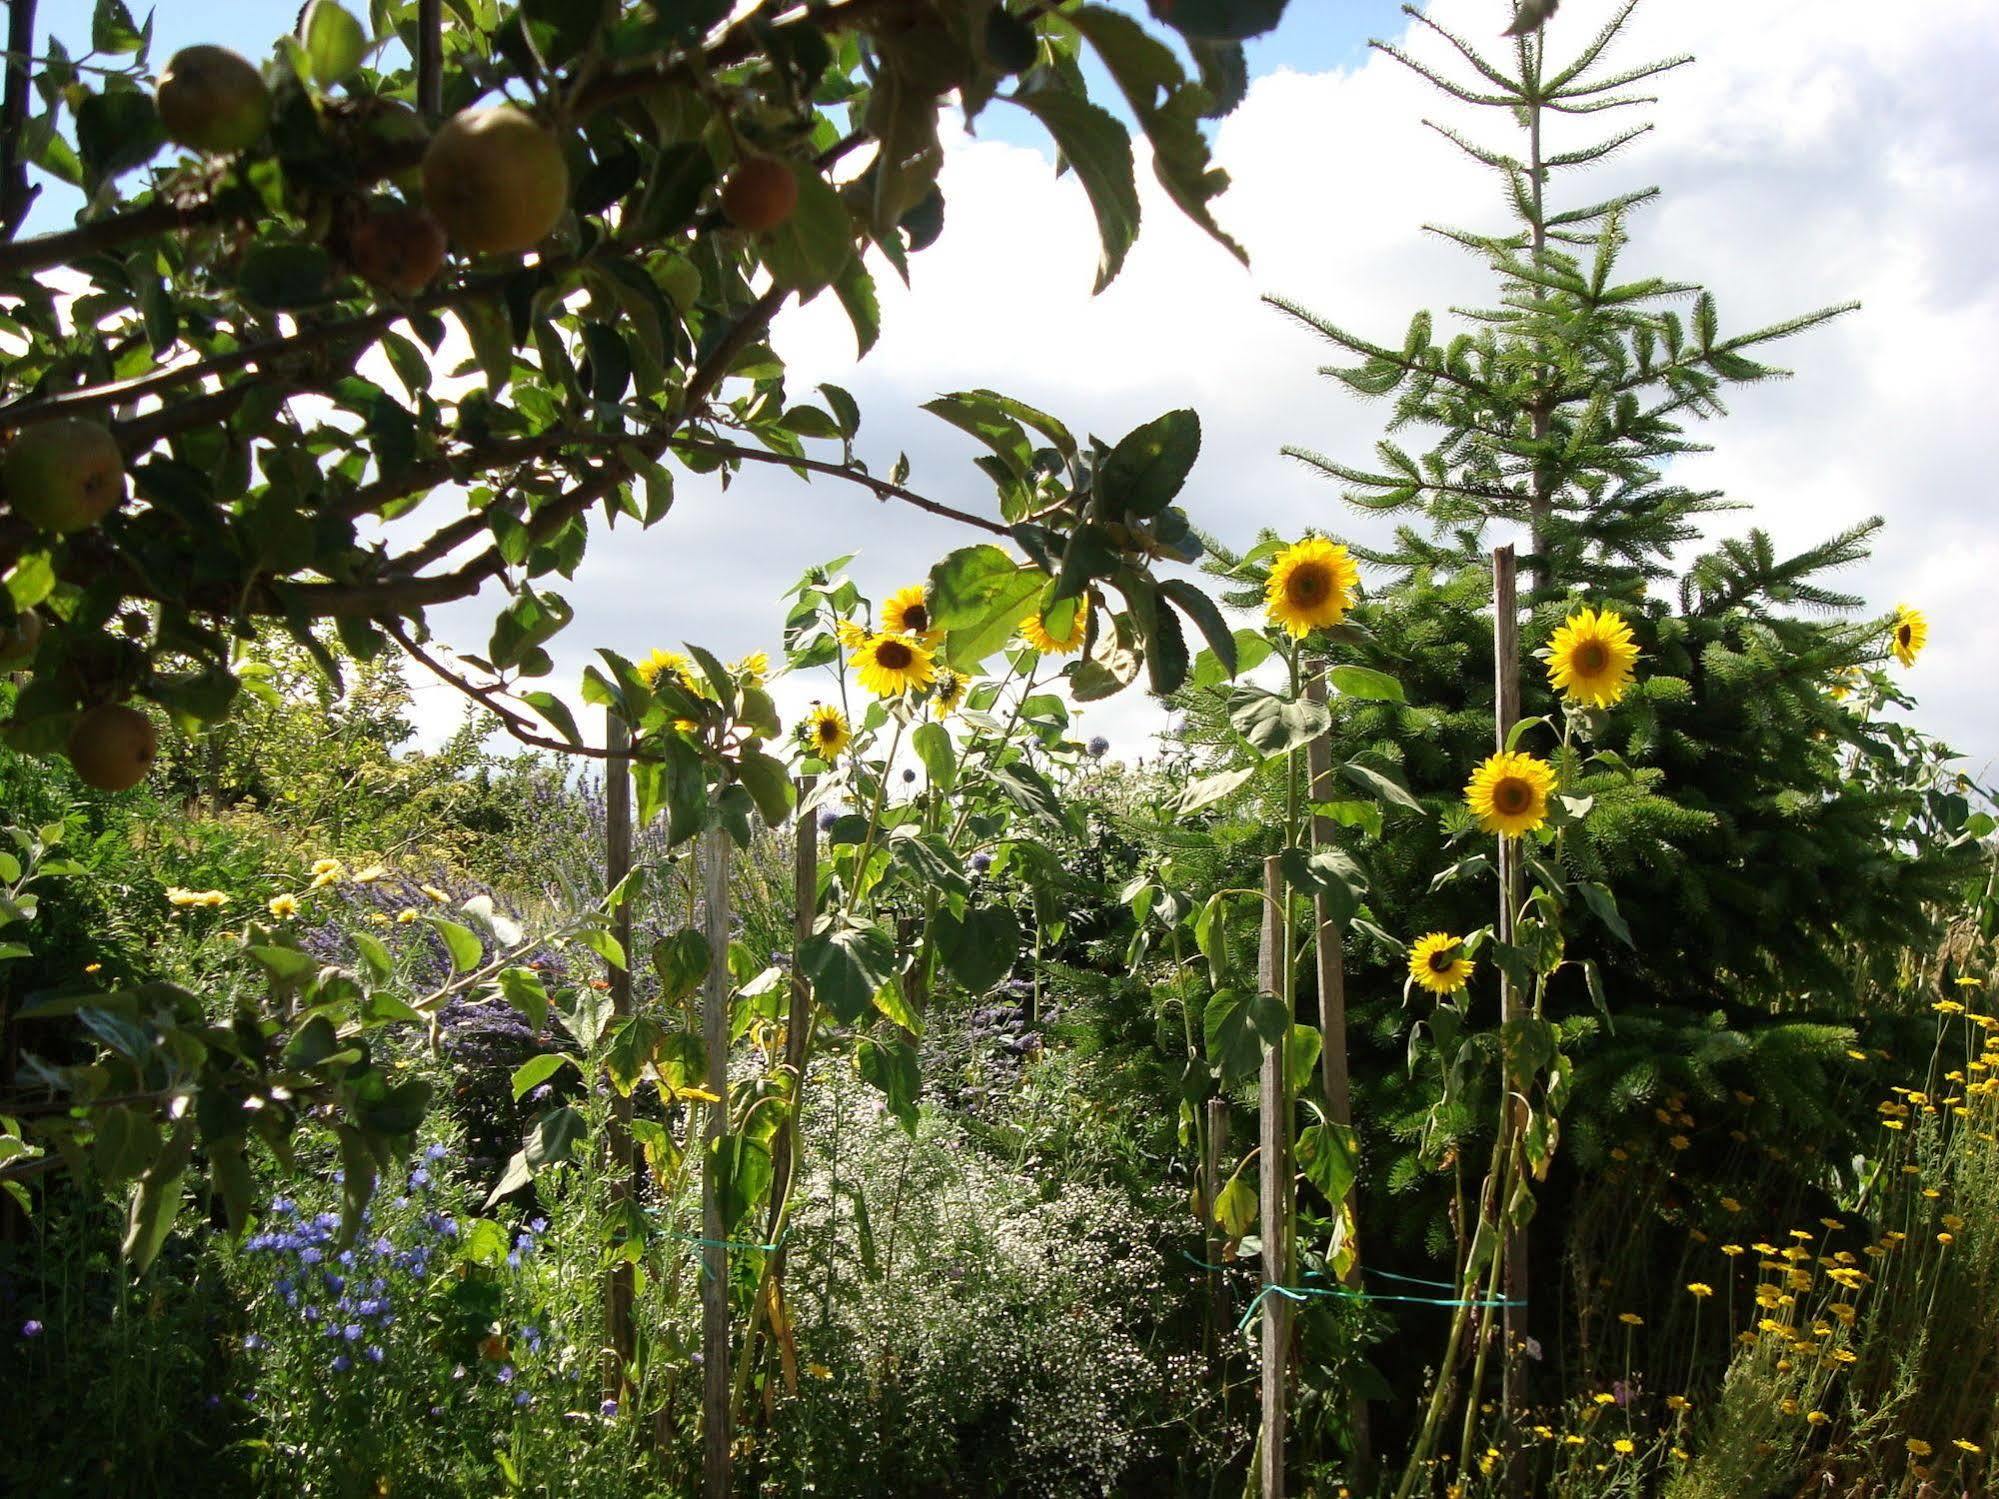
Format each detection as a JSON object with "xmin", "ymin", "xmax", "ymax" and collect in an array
[
  {"xmin": 1572, "ymin": 640, "xmax": 1609, "ymax": 675},
  {"xmin": 1429, "ymin": 950, "xmax": 1456, "ymax": 973},
  {"xmin": 904, "ymin": 603, "xmax": 929, "ymax": 633},
  {"xmin": 1492, "ymin": 777, "xmax": 1533, "ymax": 815},
  {"xmin": 876, "ymin": 640, "xmax": 914, "ymax": 670},
  {"xmin": 1288, "ymin": 565, "xmax": 1329, "ymax": 605},
  {"xmin": 1898, "ymin": 625, "xmax": 1912, "ymax": 646},
  {"xmin": 816, "ymin": 721, "xmax": 839, "ymax": 742}
]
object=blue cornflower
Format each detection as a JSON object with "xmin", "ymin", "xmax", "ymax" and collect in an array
[
  {"xmin": 496, "ymin": 1365, "xmax": 515, "ymax": 1385},
  {"xmin": 300, "ymin": 1247, "xmax": 323, "ymax": 1265},
  {"xmin": 409, "ymin": 1169, "xmax": 431, "ymax": 1189},
  {"xmin": 343, "ymin": 1324, "xmax": 363, "ymax": 1342},
  {"xmin": 599, "ymin": 1399, "xmax": 618, "ymax": 1418},
  {"xmin": 331, "ymin": 1354, "xmax": 351, "ymax": 1373},
  {"xmin": 513, "ymin": 1392, "xmax": 531, "ymax": 1407},
  {"xmin": 425, "ymin": 1143, "xmax": 447, "ymax": 1162},
  {"xmin": 243, "ymin": 1334, "xmax": 262, "ymax": 1351},
  {"xmin": 372, "ymin": 1236, "xmax": 393, "ymax": 1255},
  {"xmin": 302, "ymin": 1306, "xmax": 320, "ymax": 1323},
  {"xmin": 366, "ymin": 1346, "xmax": 385, "ymax": 1364}
]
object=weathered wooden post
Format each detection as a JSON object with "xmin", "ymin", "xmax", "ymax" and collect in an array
[
  {"xmin": 700, "ymin": 823, "xmax": 733, "ymax": 1499},
  {"xmin": 1257, "ymin": 853, "xmax": 1291, "ymax": 1499},
  {"xmin": 1492, "ymin": 544, "xmax": 1528, "ymax": 1414},
  {"xmin": 1203, "ymin": 1096, "xmax": 1231, "ymax": 1348},
  {"xmin": 1304, "ymin": 670, "xmax": 1371, "ymax": 1466},
  {"xmin": 603, "ymin": 713, "xmax": 636, "ymax": 1400},
  {"xmin": 767, "ymin": 775, "xmax": 817, "ymax": 1257}
]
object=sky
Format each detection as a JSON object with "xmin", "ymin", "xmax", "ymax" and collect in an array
[{"xmin": 20, "ymin": 0, "xmax": 1999, "ymax": 776}]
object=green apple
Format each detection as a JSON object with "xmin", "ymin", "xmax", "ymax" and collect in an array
[
  {"xmin": 422, "ymin": 106, "xmax": 569, "ymax": 256},
  {"xmin": 67, "ymin": 703, "xmax": 158, "ymax": 793},
  {"xmin": 2, "ymin": 418, "xmax": 126, "ymax": 533},
  {"xmin": 156, "ymin": 45, "xmax": 270, "ymax": 156}
]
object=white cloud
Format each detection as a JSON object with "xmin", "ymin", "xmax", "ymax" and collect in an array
[{"xmin": 411, "ymin": 0, "xmax": 1999, "ymax": 776}]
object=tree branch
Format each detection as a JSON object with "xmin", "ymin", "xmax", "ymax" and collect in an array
[{"xmin": 1, "ymin": 0, "xmax": 38, "ymax": 239}]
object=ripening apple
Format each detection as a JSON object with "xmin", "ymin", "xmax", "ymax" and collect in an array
[
  {"xmin": 721, "ymin": 157, "xmax": 799, "ymax": 233},
  {"xmin": 66, "ymin": 703, "xmax": 158, "ymax": 793},
  {"xmin": 422, "ymin": 106, "xmax": 569, "ymax": 256},
  {"xmin": 346, "ymin": 203, "xmax": 448, "ymax": 297},
  {"xmin": 2, "ymin": 418, "xmax": 127, "ymax": 534},
  {"xmin": 155, "ymin": 45, "xmax": 271, "ymax": 156}
]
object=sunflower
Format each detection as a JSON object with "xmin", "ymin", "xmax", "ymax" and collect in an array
[
  {"xmin": 834, "ymin": 617, "xmax": 869, "ymax": 650},
  {"xmin": 1019, "ymin": 595, "xmax": 1090, "ymax": 655},
  {"xmin": 637, "ymin": 648, "xmax": 692, "ymax": 688},
  {"xmin": 880, "ymin": 585, "xmax": 943, "ymax": 644},
  {"xmin": 851, "ymin": 631, "xmax": 936, "ymax": 697},
  {"xmin": 733, "ymin": 650, "xmax": 770, "ymax": 684},
  {"xmin": 1891, "ymin": 604, "xmax": 1927, "ymax": 668},
  {"xmin": 1408, "ymin": 932, "xmax": 1474, "ymax": 996},
  {"xmin": 933, "ymin": 668, "xmax": 968, "ymax": 718},
  {"xmin": 1265, "ymin": 536, "xmax": 1359, "ymax": 638},
  {"xmin": 1465, "ymin": 750, "xmax": 1557, "ymax": 838},
  {"xmin": 802, "ymin": 703, "xmax": 850, "ymax": 759},
  {"xmin": 1545, "ymin": 606, "xmax": 1639, "ymax": 708},
  {"xmin": 1828, "ymin": 665, "xmax": 1861, "ymax": 702}
]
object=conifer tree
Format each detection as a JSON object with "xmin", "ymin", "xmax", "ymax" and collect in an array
[{"xmin": 1260, "ymin": 0, "xmax": 1974, "ymax": 1015}]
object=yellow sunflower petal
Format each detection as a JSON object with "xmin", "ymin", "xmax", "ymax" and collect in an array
[
  {"xmin": 851, "ymin": 632, "xmax": 937, "ymax": 698},
  {"xmin": 1546, "ymin": 605, "xmax": 1639, "ymax": 709},
  {"xmin": 1408, "ymin": 932, "xmax": 1474, "ymax": 996},
  {"xmin": 1265, "ymin": 537, "xmax": 1359, "ymax": 638},
  {"xmin": 1891, "ymin": 604, "xmax": 1927, "ymax": 668},
  {"xmin": 1465, "ymin": 750, "xmax": 1557, "ymax": 838},
  {"xmin": 1020, "ymin": 595, "xmax": 1090, "ymax": 655}
]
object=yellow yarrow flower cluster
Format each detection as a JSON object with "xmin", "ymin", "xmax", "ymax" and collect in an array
[{"xmin": 166, "ymin": 886, "xmax": 229, "ymax": 908}]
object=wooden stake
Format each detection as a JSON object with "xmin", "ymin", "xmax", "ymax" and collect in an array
[
  {"xmin": 1492, "ymin": 545, "xmax": 1529, "ymax": 1413},
  {"xmin": 767, "ymin": 775, "xmax": 817, "ymax": 1254},
  {"xmin": 1204, "ymin": 1096, "xmax": 1231, "ymax": 1347},
  {"xmin": 1257, "ymin": 853, "xmax": 1291, "ymax": 1499},
  {"xmin": 1304, "ymin": 671, "xmax": 1371, "ymax": 1467},
  {"xmin": 602, "ymin": 712, "xmax": 636, "ymax": 1399},
  {"xmin": 700, "ymin": 824, "xmax": 733, "ymax": 1499}
]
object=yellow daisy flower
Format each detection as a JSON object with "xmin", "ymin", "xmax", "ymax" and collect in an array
[
  {"xmin": 1905, "ymin": 1438, "xmax": 1933, "ymax": 1458},
  {"xmin": 167, "ymin": 887, "xmax": 230, "ymax": 908},
  {"xmin": 802, "ymin": 703, "xmax": 851, "ymax": 759},
  {"xmin": 880, "ymin": 585, "xmax": 942, "ymax": 644},
  {"xmin": 1612, "ymin": 1439, "xmax": 1635, "ymax": 1456},
  {"xmin": 933, "ymin": 668, "xmax": 968, "ymax": 719},
  {"xmin": 420, "ymin": 884, "xmax": 449, "ymax": 904},
  {"xmin": 1020, "ymin": 595, "xmax": 1090, "ymax": 655},
  {"xmin": 268, "ymin": 894, "xmax": 299, "ymax": 919},
  {"xmin": 1407, "ymin": 932, "xmax": 1474, "ymax": 996},
  {"xmin": 396, "ymin": 908, "xmax": 419, "ymax": 924},
  {"xmin": 1890, "ymin": 605, "xmax": 1926, "ymax": 668},
  {"xmin": 310, "ymin": 858, "xmax": 344, "ymax": 879},
  {"xmin": 1685, "ymin": 1282, "xmax": 1713, "ymax": 1299},
  {"xmin": 1464, "ymin": 750, "xmax": 1557, "ymax": 838},
  {"xmin": 353, "ymin": 864, "xmax": 388, "ymax": 884},
  {"xmin": 851, "ymin": 632, "xmax": 937, "ymax": 697},
  {"xmin": 1545, "ymin": 606, "xmax": 1639, "ymax": 709},
  {"xmin": 1264, "ymin": 536, "xmax": 1358, "ymax": 638}
]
